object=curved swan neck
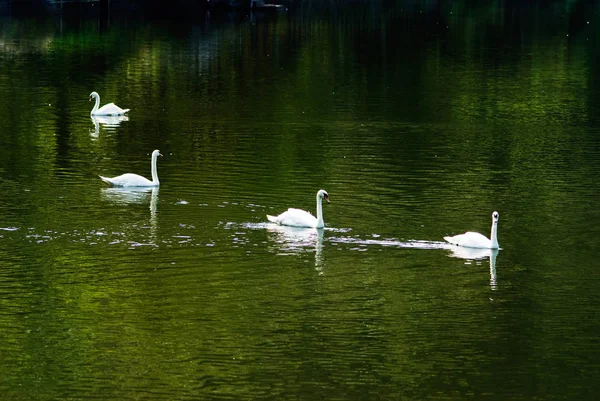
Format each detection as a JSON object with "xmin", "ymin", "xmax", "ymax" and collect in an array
[
  {"xmin": 151, "ymin": 152, "xmax": 160, "ymax": 185},
  {"xmin": 315, "ymin": 193, "xmax": 324, "ymax": 228},
  {"xmin": 490, "ymin": 221, "xmax": 499, "ymax": 249},
  {"xmin": 91, "ymin": 94, "xmax": 100, "ymax": 114}
]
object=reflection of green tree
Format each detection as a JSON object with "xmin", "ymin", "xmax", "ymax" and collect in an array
[{"xmin": 0, "ymin": 1, "xmax": 598, "ymax": 398}]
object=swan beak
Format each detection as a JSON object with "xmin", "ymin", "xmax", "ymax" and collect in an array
[{"xmin": 324, "ymin": 195, "xmax": 330, "ymax": 203}]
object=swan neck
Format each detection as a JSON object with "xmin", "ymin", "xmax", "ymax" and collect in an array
[
  {"xmin": 91, "ymin": 95, "xmax": 100, "ymax": 114},
  {"xmin": 316, "ymin": 194, "xmax": 324, "ymax": 228},
  {"xmin": 490, "ymin": 222, "xmax": 499, "ymax": 249},
  {"xmin": 151, "ymin": 153, "xmax": 159, "ymax": 185}
]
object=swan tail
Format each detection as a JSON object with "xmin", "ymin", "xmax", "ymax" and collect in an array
[
  {"xmin": 99, "ymin": 175, "xmax": 114, "ymax": 186},
  {"xmin": 444, "ymin": 235, "xmax": 464, "ymax": 246},
  {"xmin": 122, "ymin": 109, "xmax": 130, "ymax": 114},
  {"xmin": 266, "ymin": 215, "xmax": 279, "ymax": 224}
]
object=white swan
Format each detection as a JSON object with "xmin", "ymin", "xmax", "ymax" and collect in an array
[
  {"xmin": 444, "ymin": 211, "xmax": 499, "ymax": 249},
  {"xmin": 99, "ymin": 150, "xmax": 162, "ymax": 187},
  {"xmin": 89, "ymin": 91, "xmax": 130, "ymax": 116},
  {"xmin": 267, "ymin": 189, "xmax": 330, "ymax": 228}
]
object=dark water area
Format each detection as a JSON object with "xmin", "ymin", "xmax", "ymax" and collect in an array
[{"xmin": 0, "ymin": 1, "xmax": 599, "ymax": 400}]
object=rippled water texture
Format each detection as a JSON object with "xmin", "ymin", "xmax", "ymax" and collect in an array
[{"xmin": 0, "ymin": 2, "xmax": 599, "ymax": 400}]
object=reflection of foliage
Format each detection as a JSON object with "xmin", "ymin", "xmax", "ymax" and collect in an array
[
  {"xmin": 0, "ymin": 3, "xmax": 598, "ymax": 397},
  {"xmin": 0, "ymin": 0, "xmax": 596, "ymax": 212},
  {"xmin": 0, "ymin": 0, "xmax": 596, "ymax": 231}
]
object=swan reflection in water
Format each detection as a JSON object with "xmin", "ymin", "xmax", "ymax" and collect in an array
[
  {"xmin": 101, "ymin": 187, "xmax": 159, "ymax": 242},
  {"xmin": 90, "ymin": 115, "xmax": 130, "ymax": 138},
  {"xmin": 446, "ymin": 246, "xmax": 499, "ymax": 289},
  {"xmin": 266, "ymin": 224, "xmax": 324, "ymax": 273}
]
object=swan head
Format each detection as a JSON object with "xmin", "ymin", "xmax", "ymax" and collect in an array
[
  {"xmin": 317, "ymin": 189, "xmax": 330, "ymax": 203},
  {"xmin": 89, "ymin": 91, "xmax": 99, "ymax": 101},
  {"xmin": 152, "ymin": 149, "xmax": 163, "ymax": 158},
  {"xmin": 492, "ymin": 211, "xmax": 499, "ymax": 224}
]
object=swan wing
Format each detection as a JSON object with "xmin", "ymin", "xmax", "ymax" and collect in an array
[
  {"xmin": 99, "ymin": 173, "xmax": 155, "ymax": 187},
  {"xmin": 94, "ymin": 103, "xmax": 130, "ymax": 116},
  {"xmin": 444, "ymin": 231, "xmax": 492, "ymax": 249},
  {"xmin": 267, "ymin": 208, "xmax": 317, "ymax": 228}
]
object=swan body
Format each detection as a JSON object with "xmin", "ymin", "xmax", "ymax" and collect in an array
[
  {"xmin": 267, "ymin": 189, "xmax": 330, "ymax": 228},
  {"xmin": 89, "ymin": 91, "xmax": 130, "ymax": 116},
  {"xmin": 444, "ymin": 211, "xmax": 499, "ymax": 249},
  {"xmin": 100, "ymin": 150, "xmax": 162, "ymax": 187}
]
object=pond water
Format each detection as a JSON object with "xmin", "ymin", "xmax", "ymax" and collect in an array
[{"xmin": 0, "ymin": 3, "xmax": 599, "ymax": 400}]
